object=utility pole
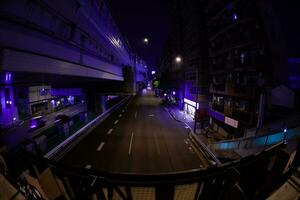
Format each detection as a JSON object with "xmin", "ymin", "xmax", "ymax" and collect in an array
[{"xmin": 194, "ymin": 66, "xmax": 199, "ymax": 133}]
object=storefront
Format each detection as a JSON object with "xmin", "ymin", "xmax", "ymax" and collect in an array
[{"xmin": 183, "ymin": 98, "xmax": 198, "ymax": 119}]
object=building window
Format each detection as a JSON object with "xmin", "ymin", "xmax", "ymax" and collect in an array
[{"xmin": 240, "ymin": 52, "xmax": 245, "ymax": 64}]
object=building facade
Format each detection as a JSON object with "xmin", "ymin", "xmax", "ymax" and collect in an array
[{"xmin": 161, "ymin": 0, "xmax": 294, "ymax": 137}]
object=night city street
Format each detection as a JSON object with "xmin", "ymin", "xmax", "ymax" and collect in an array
[
  {"xmin": 1, "ymin": 0, "xmax": 300, "ymax": 199},
  {"xmin": 60, "ymin": 91, "xmax": 207, "ymax": 173}
]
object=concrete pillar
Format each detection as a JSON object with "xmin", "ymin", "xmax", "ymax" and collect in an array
[{"xmin": 86, "ymin": 93, "xmax": 106, "ymax": 114}]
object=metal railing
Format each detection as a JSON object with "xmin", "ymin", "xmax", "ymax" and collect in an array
[
  {"xmin": 210, "ymin": 126, "xmax": 300, "ymax": 150},
  {"xmin": 10, "ymin": 141, "xmax": 283, "ymax": 200}
]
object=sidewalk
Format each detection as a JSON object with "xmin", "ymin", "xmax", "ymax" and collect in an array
[
  {"xmin": 166, "ymin": 105, "xmax": 241, "ymax": 160},
  {"xmin": 166, "ymin": 105, "xmax": 224, "ymax": 145}
]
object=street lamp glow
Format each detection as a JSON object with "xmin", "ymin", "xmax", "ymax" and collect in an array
[
  {"xmin": 143, "ymin": 38, "xmax": 149, "ymax": 44},
  {"xmin": 175, "ymin": 56, "xmax": 182, "ymax": 63},
  {"xmin": 151, "ymin": 70, "xmax": 156, "ymax": 75}
]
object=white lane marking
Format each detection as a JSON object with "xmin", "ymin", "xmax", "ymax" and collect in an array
[
  {"xmin": 188, "ymin": 146, "xmax": 194, "ymax": 154},
  {"xmin": 119, "ymin": 114, "xmax": 122, "ymax": 118},
  {"xmin": 114, "ymin": 120, "xmax": 119, "ymax": 124},
  {"xmin": 85, "ymin": 165, "xmax": 92, "ymax": 169},
  {"xmin": 148, "ymin": 114, "xmax": 154, "ymax": 117},
  {"xmin": 134, "ymin": 111, "xmax": 137, "ymax": 119},
  {"xmin": 97, "ymin": 142, "xmax": 105, "ymax": 151},
  {"xmin": 107, "ymin": 128, "xmax": 113, "ymax": 135},
  {"xmin": 128, "ymin": 132, "xmax": 134, "ymax": 155},
  {"xmin": 122, "ymin": 110, "xmax": 125, "ymax": 113}
]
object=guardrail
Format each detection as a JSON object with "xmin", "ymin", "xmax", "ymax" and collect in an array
[
  {"xmin": 12, "ymin": 141, "xmax": 284, "ymax": 200},
  {"xmin": 44, "ymin": 96, "xmax": 131, "ymax": 159},
  {"xmin": 189, "ymin": 132, "xmax": 222, "ymax": 166},
  {"xmin": 210, "ymin": 126, "xmax": 300, "ymax": 150}
]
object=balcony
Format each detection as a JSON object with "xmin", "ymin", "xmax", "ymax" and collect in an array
[
  {"xmin": 232, "ymin": 108, "xmax": 253, "ymax": 123},
  {"xmin": 212, "ymin": 103, "xmax": 224, "ymax": 113}
]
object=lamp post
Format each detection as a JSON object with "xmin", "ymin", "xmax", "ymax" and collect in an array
[
  {"xmin": 175, "ymin": 56, "xmax": 182, "ymax": 63},
  {"xmin": 143, "ymin": 38, "xmax": 149, "ymax": 45},
  {"xmin": 194, "ymin": 66, "xmax": 199, "ymax": 133}
]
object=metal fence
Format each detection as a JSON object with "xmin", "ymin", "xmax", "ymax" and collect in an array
[
  {"xmin": 210, "ymin": 127, "xmax": 300, "ymax": 150},
  {"xmin": 1, "ymin": 142, "xmax": 284, "ymax": 200}
]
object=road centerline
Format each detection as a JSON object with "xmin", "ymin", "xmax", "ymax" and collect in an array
[
  {"xmin": 128, "ymin": 132, "xmax": 134, "ymax": 155},
  {"xmin": 107, "ymin": 128, "xmax": 113, "ymax": 135},
  {"xmin": 114, "ymin": 120, "xmax": 119, "ymax": 124},
  {"xmin": 134, "ymin": 111, "xmax": 137, "ymax": 119},
  {"xmin": 97, "ymin": 142, "xmax": 105, "ymax": 151},
  {"xmin": 85, "ymin": 165, "xmax": 92, "ymax": 169}
]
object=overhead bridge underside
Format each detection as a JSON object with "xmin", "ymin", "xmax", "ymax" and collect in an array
[{"xmin": 0, "ymin": 48, "xmax": 124, "ymax": 81}]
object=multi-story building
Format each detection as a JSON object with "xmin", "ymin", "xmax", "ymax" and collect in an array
[{"xmin": 161, "ymin": 0, "xmax": 295, "ymax": 137}]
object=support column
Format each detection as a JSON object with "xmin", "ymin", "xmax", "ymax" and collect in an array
[{"xmin": 86, "ymin": 93, "xmax": 106, "ymax": 114}]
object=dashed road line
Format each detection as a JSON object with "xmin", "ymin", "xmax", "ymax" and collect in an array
[
  {"xmin": 128, "ymin": 132, "xmax": 134, "ymax": 155},
  {"xmin": 107, "ymin": 128, "xmax": 113, "ymax": 135},
  {"xmin": 85, "ymin": 165, "xmax": 92, "ymax": 169},
  {"xmin": 97, "ymin": 142, "xmax": 105, "ymax": 151},
  {"xmin": 134, "ymin": 111, "xmax": 137, "ymax": 119},
  {"xmin": 119, "ymin": 114, "xmax": 122, "ymax": 118},
  {"xmin": 114, "ymin": 120, "xmax": 119, "ymax": 125},
  {"xmin": 188, "ymin": 146, "xmax": 194, "ymax": 154}
]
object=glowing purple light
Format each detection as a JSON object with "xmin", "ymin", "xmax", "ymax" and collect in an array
[
  {"xmin": 164, "ymin": 93, "xmax": 167, "ymax": 97},
  {"xmin": 172, "ymin": 91, "xmax": 176, "ymax": 95},
  {"xmin": 30, "ymin": 124, "xmax": 37, "ymax": 129},
  {"xmin": 151, "ymin": 70, "xmax": 156, "ymax": 75},
  {"xmin": 5, "ymin": 72, "xmax": 12, "ymax": 84},
  {"xmin": 284, "ymin": 128, "xmax": 287, "ymax": 133},
  {"xmin": 233, "ymin": 13, "xmax": 238, "ymax": 20}
]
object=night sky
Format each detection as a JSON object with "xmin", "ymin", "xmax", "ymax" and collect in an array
[
  {"xmin": 107, "ymin": 0, "xmax": 300, "ymax": 67},
  {"xmin": 107, "ymin": 0, "xmax": 171, "ymax": 69},
  {"xmin": 272, "ymin": 1, "xmax": 300, "ymax": 57}
]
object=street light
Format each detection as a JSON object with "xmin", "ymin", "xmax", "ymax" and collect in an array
[
  {"xmin": 175, "ymin": 56, "xmax": 182, "ymax": 63},
  {"xmin": 143, "ymin": 38, "xmax": 149, "ymax": 44}
]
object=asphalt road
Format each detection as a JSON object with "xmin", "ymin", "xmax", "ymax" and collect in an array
[{"xmin": 60, "ymin": 91, "xmax": 205, "ymax": 174}]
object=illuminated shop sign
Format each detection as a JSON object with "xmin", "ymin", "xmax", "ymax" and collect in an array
[
  {"xmin": 225, "ymin": 117, "xmax": 239, "ymax": 128},
  {"xmin": 183, "ymin": 98, "xmax": 199, "ymax": 109}
]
